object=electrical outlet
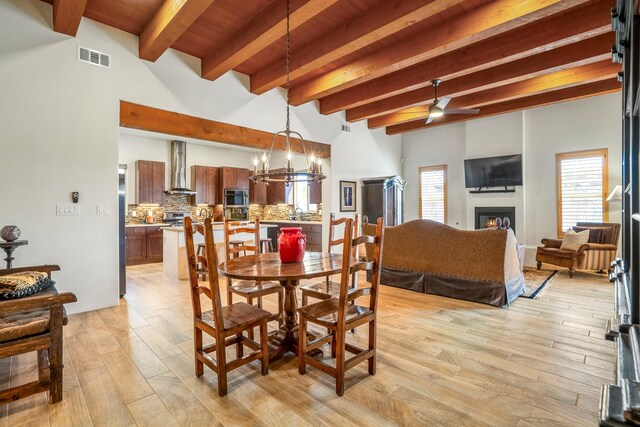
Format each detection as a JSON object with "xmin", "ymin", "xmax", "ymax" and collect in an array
[
  {"xmin": 96, "ymin": 204, "xmax": 110, "ymax": 215},
  {"xmin": 57, "ymin": 204, "xmax": 80, "ymax": 216}
]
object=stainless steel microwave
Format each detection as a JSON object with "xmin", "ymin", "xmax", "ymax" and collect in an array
[{"xmin": 224, "ymin": 189, "xmax": 249, "ymax": 207}]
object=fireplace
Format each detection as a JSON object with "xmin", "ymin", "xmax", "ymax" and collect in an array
[{"xmin": 475, "ymin": 207, "xmax": 516, "ymax": 233}]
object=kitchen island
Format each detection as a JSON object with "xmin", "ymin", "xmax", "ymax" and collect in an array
[{"xmin": 162, "ymin": 223, "xmax": 276, "ymax": 280}]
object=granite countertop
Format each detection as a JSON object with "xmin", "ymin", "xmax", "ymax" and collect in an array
[
  {"xmin": 163, "ymin": 224, "xmax": 278, "ymax": 232},
  {"xmin": 125, "ymin": 223, "xmax": 170, "ymax": 227},
  {"xmin": 261, "ymin": 220, "xmax": 322, "ymax": 225}
]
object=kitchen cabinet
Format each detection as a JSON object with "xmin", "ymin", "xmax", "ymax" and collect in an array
[
  {"xmin": 266, "ymin": 168, "xmax": 293, "ymax": 204},
  {"xmin": 125, "ymin": 226, "xmax": 164, "ymax": 265},
  {"xmin": 309, "ymin": 180, "xmax": 322, "ymax": 205},
  {"xmin": 218, "ymin": 167, "xmax": 250, "ymax": 204},
  {"xmin": 191, "ymin": 165, "xmax": 218, "ymax": 205},
  {"xmin": 265, "ymin": 222, "xmax": 323, "ymax": 252},
  {"xmin": 250, "ymin": 179, "xmax": 267, "ymax": 205},
  {"xmin": 146, "ymin": 226, "xmax": 164, "ymax": 262},
  {"xmin": 136, "ymin": 160, "xmax": 165, "ymax": 204},
  {"xmin": 125, "ymin": 227, "xmax": 146, "ymax": 265}
]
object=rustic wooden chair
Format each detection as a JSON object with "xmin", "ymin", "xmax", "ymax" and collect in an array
[
  {"xmin": 224, "ymin": 218, "xmax": 283, "ymax": 334},
  {"xmin": 0, "ymin": 265, "xmax": 76, "ymax": 404},
  {"xmin": 184, "ymin": 217, "xmax": 270, "ymax": 397},
  {"xmin": 297, "ymin": 217, "xmax": 384, "ymax": 396},
  {"xmin": 300, "ymin": 213, "xmax": 359, "ymax": 306}
]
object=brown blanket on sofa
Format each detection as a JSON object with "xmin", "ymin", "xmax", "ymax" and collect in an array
[{"xmin": 362, "ymin": 219, "xmax": 524, "ymax": 306}]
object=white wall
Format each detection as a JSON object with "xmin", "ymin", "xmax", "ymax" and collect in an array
[
  {"xmin": 0, "ymin": 0, "xmax": 400, "ymax": 313},
  {"xmin": 401, "ymin": 92, "xmax": 622, "ymax": 266}
]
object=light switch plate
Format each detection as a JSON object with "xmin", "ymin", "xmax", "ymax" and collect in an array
[
  {"xmin": 96, "ymin": 204, "xmax": 110, "ymax": 215},
  {"xmin": 57, "ymin": 204, "xmax": 80, "ymax": 216}
]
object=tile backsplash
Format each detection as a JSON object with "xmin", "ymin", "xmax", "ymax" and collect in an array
[{"xmin": 249, "ymin": 204, "xmax": 322, "ymax": 222}]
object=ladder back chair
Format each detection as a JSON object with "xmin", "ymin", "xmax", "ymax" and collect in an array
[
  {"xmin": 224, "ymin": 218, "xmax": 283, "ymax": 333},
  {"xmin": 300, "ymin": 213, "xmax": 359, "ymax": 306},
  {"xmin": 184, "ymin": 217, "xmax": 270, "ymax": 397},
  {"xmin": 297, "ymin": 217, "xmax": 384, "ymax": 396}
]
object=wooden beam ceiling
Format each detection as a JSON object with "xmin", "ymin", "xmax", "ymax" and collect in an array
[
  {"xmin": 52, "ymin": 0, "xmax": 87, "ymax": 36},
  {"xmin": 319, "ymin": 0, "xmax": 612, "ymax": 115},
  {"xmin": 119, "ymin": 101, "xmax": 331, "ymax": 158},
  {"xmin": 369, "ymin": 61, "xmax": 620, "ymax": 128},
  {"xmin": 288, "ymin": 0, "xmax": 588, "ymax": 106},
  {"xmin": 201, "ymin": 0, "xmax": 338, "ymax": 81},
  {"xmin": 249, "ymin": 0, "xmax": 466, "ymax": 95},
  {"xmin": 350, "ymin": 32, "xmax": 614, "ymax": 123},
  {"xmin": 42, "ymin": 0, "xmax": 620, "ymax": 135},
  {"xmin": 386, "ymin": 79, "xmax": 621, "ymax": 135},
  {"xmin": 139, "ymin": 0, "xmax": 216, "ymax": 62}
]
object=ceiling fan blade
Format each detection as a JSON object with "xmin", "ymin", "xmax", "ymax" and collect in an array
[
  {"xmin": 435, "ymin": 97, "xmax": 450, "ymax": 110},
  {"xmin": 445, "ymin": 108, "xmax": 480, "ymax": 115},
  {"xmin": 425, "ymin": 116, "xmax": 434, "ymax": 124}
]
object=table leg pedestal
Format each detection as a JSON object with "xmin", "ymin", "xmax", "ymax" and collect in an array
[{"xmin": 268, "ymin": 279, "xmax": 322, "ymax": 362}]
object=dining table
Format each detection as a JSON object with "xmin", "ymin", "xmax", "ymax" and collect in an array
[{"xmin": 218, "ymin": 251, "xmax": 344, "ymax": 361}]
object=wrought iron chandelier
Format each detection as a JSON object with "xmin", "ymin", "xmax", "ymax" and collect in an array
[{"xmin": 250, "ymin": 0, "xmax": 325, "ymax": 186}]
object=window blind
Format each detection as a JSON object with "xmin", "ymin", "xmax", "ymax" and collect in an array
[
  {"xmin": 558, "ymin": 154, "xmax": 604, "ymax": 232},
  {"xmin": 420, "ymin": 167, "xmax": 446, "ymax": 224}
]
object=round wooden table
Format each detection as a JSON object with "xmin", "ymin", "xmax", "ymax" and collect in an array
[{"xmin": 218, "ymin": 252, "xmax": 344, "ymax": 361}]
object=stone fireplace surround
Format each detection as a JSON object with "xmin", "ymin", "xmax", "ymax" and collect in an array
[{"xmin": 475, "ymin": 206, "xmax": 516, "ymax": 233}]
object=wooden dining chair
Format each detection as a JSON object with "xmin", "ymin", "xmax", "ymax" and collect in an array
[
  {"xmin": 224, "ymin": 218, "xmax": 283, "ymax": 334},
  {"xmin": 184, "ymin": 217, "xmax": 270, "ymax": 397},
  {"xmin": 300, "ymin": 213, "xmax": 359, "ymax": 306},
  {"xmin": 297, "ymin": 217, "xmax": 384, "ymax": 396}
]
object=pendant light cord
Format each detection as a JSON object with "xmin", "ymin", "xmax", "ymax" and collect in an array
[{"xmin": 285, "ymin": 0, "xmax": 291, "ymax": 135}]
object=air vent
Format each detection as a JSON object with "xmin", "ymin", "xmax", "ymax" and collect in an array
[
  {"xmin": 77, "ymin": 46, "xmax": 111, "ymax": 69},
  {"xmin": 341, "ymin": 124, "xmax": 351, "ymax": 133}
]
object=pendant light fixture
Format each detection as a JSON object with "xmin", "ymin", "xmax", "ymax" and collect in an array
[{"xmin": 250, "ymin": 0, "xmax": 325, "ymax": 186}]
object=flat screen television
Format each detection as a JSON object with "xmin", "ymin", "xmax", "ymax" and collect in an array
[{"xmin": 464, "ymin": 154, "xmax": 523, "ymax": 189}]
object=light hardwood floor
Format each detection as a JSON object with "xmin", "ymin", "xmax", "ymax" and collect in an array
[{"xmin": 1, "ymin": 264, "xmax": 614, "ymax": 426}]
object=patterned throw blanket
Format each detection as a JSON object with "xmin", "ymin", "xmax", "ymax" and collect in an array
[{"xmin": 0, "ymin": 271, "xmax": 52, "ymax": 299}]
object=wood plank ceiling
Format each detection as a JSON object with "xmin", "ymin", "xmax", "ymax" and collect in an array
[{"xmin": 43, "ymin": 0, "xmax": 621, "ymax": 134}]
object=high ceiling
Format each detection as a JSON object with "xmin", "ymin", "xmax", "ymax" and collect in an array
[{"xmin": 45, "ymin": 0, "xmax": 621, "ymax": 134}]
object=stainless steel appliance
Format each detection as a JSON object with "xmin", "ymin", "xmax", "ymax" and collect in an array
[
  {"xmin": 224, "ymin": 206, "xmax": 249, "ymax": 221},
  {"xmin": 118, "ymin": 164, "xmax": 127, "ymax": 297},
  {"xmin": 165, "ymin": 140, "xmax": 196, "ymax": 195},
  {"xmin": 361, "ymin": 176, "xmax": 406, "ymax": 226},
  {"xmin": 163, "ymin": 211, "xmax": 191, "ymax": 226},
  {"xmin": 224, "ymin": 189, "xmax": 249, "ymax": 207}
]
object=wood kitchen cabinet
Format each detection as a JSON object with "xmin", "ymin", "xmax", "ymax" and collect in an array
[
  {"xmin": 136, "ymin": 160, "xmax": 165, "ymax": 204},
  {"xmin": 266, "ymin": 168, "xmax": 293, "ymax": 204},
  {"xmin": 309, "ymin": 180, "xmax": 322, "ymax": 205},
  {"xmin": 265, "ymin": 222, "xmax": 322, "ymax": 252},
  {"xmin": 250, "ymin": 179, "xmax": 267, "ymax": 205},
  {"xmin": 191, "ymin": 165, "xmax": 218, "ymax": 205},
  {"xmin": 125, "ymin": 227, "xmax": 146, "ymax": 265},
  {"xmin": 218, "ymin": 167, "xmax": 250, "ymax": 204},
  {"xmin": 126, "ymin": 226, "xmax": 164, "ymax": 265}
]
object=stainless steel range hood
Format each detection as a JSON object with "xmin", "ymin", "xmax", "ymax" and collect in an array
[{"xmin": 165, "ymin": 140, "xmax": 196, "ymax": 195}]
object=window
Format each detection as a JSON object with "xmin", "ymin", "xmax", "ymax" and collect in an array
[
  {"xmin": 293, "ymin": 180, "xmax": 317, "ymax": 212},
  {"xmin": 419, "ymin": 165, "xmax": 447, "ymax": 224},
  {"xmin": 556, "ymin": 149, "xmax": 608, "ymax": 237}
]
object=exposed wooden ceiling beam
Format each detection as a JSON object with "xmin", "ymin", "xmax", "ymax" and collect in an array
[
  {"xmin": 288, "ymin": 0, "xmax": 588, "ymax": 106},
  {"xmin": 119, "ymin": 101, "xmax": 331, "ymax": 158},
  {"xmin": 52, "ymin": 0, "xmax": 87, "ymax": 36},
  {"xmin": 385, "ymin": 79, "xmax": 620, "ymax": 135},
  {"xmin": 370, "ymin": 61, "xmax": 619, "ymax": 128},
  {"xmin": 350, "ymin": 32, "xmax": 614, "ymax": 123},
  {"xmin": 139, "ymin": 0, "xmax": 216, "ymax": 62},
  {"xmin": 319, "ymin": 0, "xmax": 611, "ymax": 115},
  {"xmin": 202, "ymin": 0, "xmax": 337, "ymax": 81},
  {"xmin": 249, "ymin": 0, "xmax": 465, "ymax": 95}
]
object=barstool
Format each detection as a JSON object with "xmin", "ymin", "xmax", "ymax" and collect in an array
[
  {"xmin": 260, "ymin": 237, "xmax": 274, "ymax": 253},
  {"xmin": 228, "ymin": 240, "xmax": 246, "ymax": 257}
]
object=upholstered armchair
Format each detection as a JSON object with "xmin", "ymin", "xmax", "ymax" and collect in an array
[{"xmin": 535, "ymin": 222, "xmax": 620, "ymax": 277}]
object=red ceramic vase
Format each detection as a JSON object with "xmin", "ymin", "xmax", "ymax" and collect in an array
[{"xmin": 278, "ymin": 227, "xmax": 306, "ymax": 263}]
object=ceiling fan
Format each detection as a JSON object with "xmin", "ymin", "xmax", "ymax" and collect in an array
[{"xmin": 423, "ymin": 79, "xmax": 480, "ymax": 124}]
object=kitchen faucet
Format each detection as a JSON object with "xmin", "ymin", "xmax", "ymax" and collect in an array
[
  {"xmin": 295, "ymin": 207, "xmax": 303, "ymax": 221},
  {"xmin": 197, "ymin": 207, "xmax": 209, "ymax": 218}
]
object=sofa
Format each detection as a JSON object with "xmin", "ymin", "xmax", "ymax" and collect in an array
[
  {"xmin": 535, "ymin": 222, "xmax": 620, "ymax": 277},
  {"xmin": 362, "ymin": 219, "xmax": 524, "ymax": 307}
]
